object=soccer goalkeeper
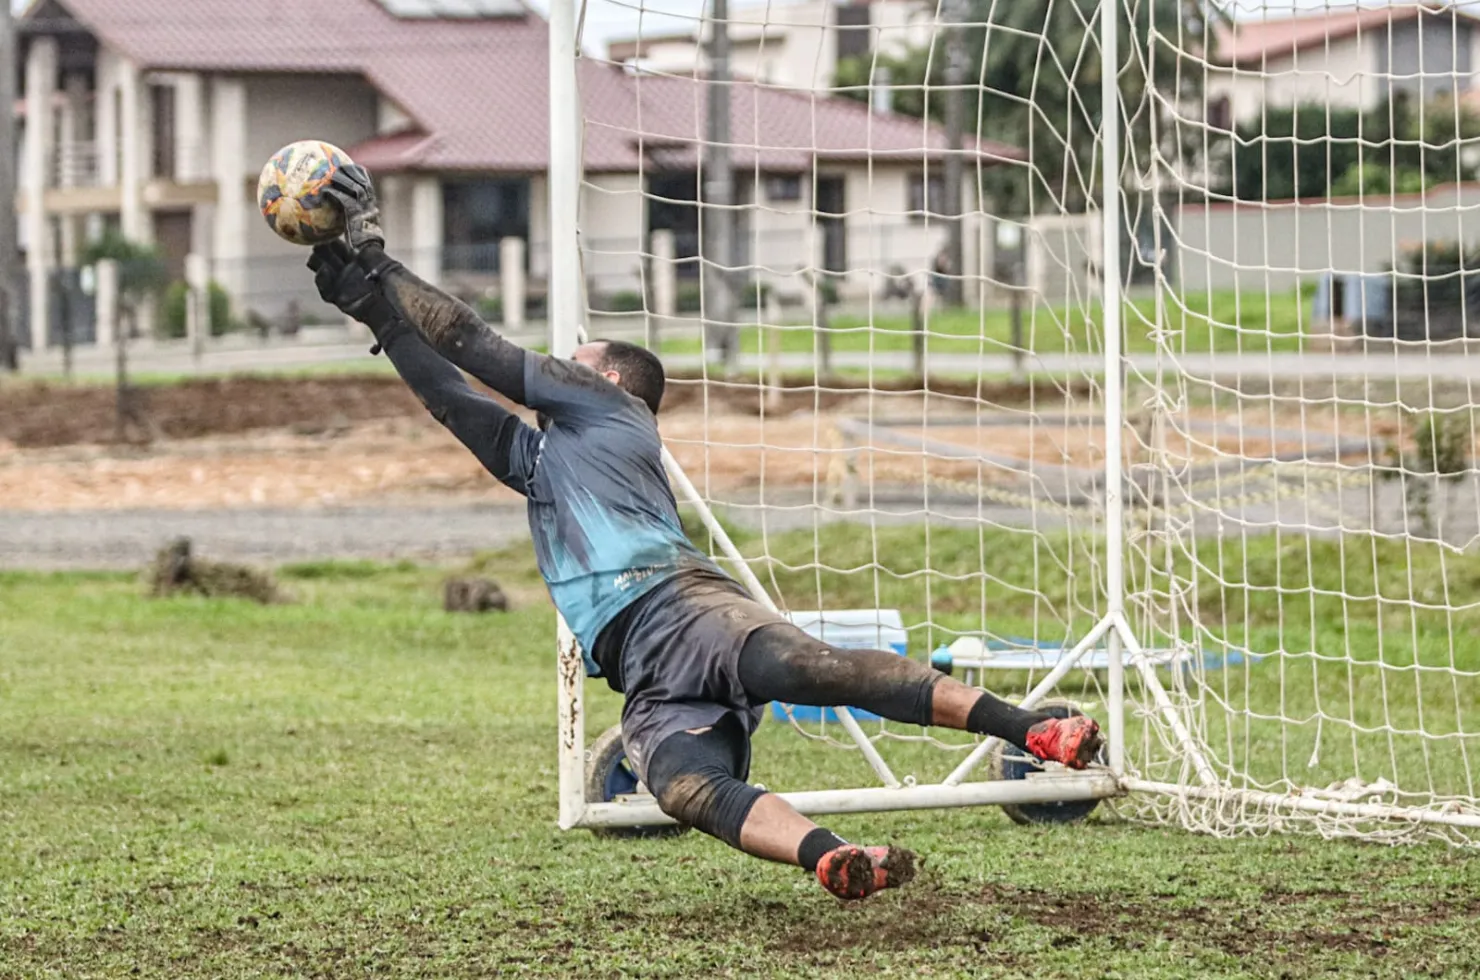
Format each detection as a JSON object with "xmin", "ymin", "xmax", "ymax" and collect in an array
[{"xmin": 309, "ymin": 166, "xmax": 1103, "ymax": 901}]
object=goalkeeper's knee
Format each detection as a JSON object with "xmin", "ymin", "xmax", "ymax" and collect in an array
[{"xmin": 646, "ymin": 758, "xmax": 763, "ymax": 848}]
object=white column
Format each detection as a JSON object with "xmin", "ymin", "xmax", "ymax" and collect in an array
[
  {"xmin": 57, "ymin": 73, "xmax": 85, "ymax": 190},
  {"xmin": 117, "ymin": 57, "xmax": 146, "ymax": 242},
  {"xmin": 174, "ymin": 73, "xmax": 205, "ymax": 181},
  {"xmin": 95, "ymin": 51, "xmax": 118, "ymax": 187},
  {"xmin": 410, "ymin": 175, "xmax": 443, "ymax": 286},
  {"xmin": 961, "ymin": 211, "xmax": 989, "ymax": 307},
  {"xmin": 184, "ymin": 252, "xmax": 208, "ymax": 353},
  {"xmin": 209, "ymin": 78, "xmax": 248, "ymax": 308},
  {"xmin": 57, "ymin": 73, "xmax": 89, "ymax": 267},
  {"xmin": 527, "ymin": 176, "xmax": 550, "ymax": 281},
  {"xmin": 651, "ymin": 228, "xmax": 676, "ymax": 317},
  {"xmin": 24, "ymin": 37, "xmax": 58, "ymax": 352},
  {"xmin": 500, "ymin": 237, "xmax": 526, "ymax": 330},
  {"xmin": 94, "ymin": 258, "xmax": 118, "ymax": 347},
  {"xmin": 377, "ymin": 175, "xmax": 406, "ymax": 243}
]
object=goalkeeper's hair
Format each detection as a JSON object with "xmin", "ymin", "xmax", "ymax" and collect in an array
[{"xmin": 597, "ymin": 339, "xmax": 665, "ymax": 416}]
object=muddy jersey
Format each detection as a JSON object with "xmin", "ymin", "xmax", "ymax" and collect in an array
[
  {"xmin": 498, "ymin": 355, "xmax": 719, "ymax": 673},
  {"xmin": 371, "ymin": 257, "xmax": 718, "ymax": 677}
]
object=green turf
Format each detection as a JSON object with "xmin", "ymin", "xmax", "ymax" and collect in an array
[
  {"xmin": 658, "ymin": 289, "xmax": 1311, "ymax": 360},
  {"xmin": 2, "ymin": 531, "xmax": 1477, "ymax": 979}
]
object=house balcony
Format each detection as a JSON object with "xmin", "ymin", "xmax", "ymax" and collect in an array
[{"xmin": 16, "ymin": 139, "xmax": 219, "ymax": 216}]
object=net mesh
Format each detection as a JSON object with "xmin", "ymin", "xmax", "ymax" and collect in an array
[{"xmin": 573, "ymin": 0, "xmax": 1480, "ymax": 843}]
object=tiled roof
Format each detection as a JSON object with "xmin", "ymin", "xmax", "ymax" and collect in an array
[
  {"xmin": 25, "ymin": 0, "xmax": 1019, "ymax": 174},
  {"xmin": 1212, "ymin": 5, "xmax": 1479, "ymax": 67},
  {"xmin": 599, "ymin": 72, "xmax": 1022, "ymax": 172}
]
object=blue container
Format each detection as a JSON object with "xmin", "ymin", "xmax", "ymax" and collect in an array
[{"xmin": 769, "ymin": 610, "xmax": 908, "ymax": 724}]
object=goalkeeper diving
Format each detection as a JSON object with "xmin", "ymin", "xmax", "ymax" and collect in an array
[{"xmin": 309, "ymin": 165, "xmax": 1103, "ymax": 901}]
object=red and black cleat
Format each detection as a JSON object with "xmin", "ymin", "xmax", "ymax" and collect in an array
[
  {"xmin": 815, "ymin": 844, "xmax": 917, "ymax": 901},
  {"xmin": 1025, "ymin": 715, "xmax": 1103, "ymax": 770}
]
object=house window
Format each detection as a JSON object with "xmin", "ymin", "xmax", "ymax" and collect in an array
[
  {"xmin": 150, "ymin": 85, "xmax": 176, "ymax": 179},
  {"xmin": 835, "ymin": 3, "xmax": 871, "ymax": 63},
  {"xmin": 765, "ymin": 174, "xmax": 802, "ymax": 202},
  {"xmin": 908, "ymin": 172, "xmax": 947, "ymax": 221},
  {"xmin": 442, "ymin": 178, "xmax": 531, "ymax": 273},
  {"xmin": 1207, "ymin": 96, "xmax": 1231, "ymax": 132}
]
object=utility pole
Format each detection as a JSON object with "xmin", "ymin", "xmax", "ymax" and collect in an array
[
  {"xmin": 703, "ymin": 0, "xmax": 736, "ymax": 368},
  {"xmin": 941, "ymin": 0, "xmax": 966, "ymax": 308},
  {"xmin": 0, "ymin": 0, "xmax": 20, "ymax": 371}
]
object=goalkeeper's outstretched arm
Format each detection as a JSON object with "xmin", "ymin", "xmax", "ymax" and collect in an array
[
  {"xmin": 321, "ymin": 163, "xmax": 625, "ymax": 424},
  {"xmin": 309, "ymin": 243, "xmax": 537, "ymax": 494},
  {"xmin": 361, "ymin": 243, "xmax": 534, "ymax": 406}
]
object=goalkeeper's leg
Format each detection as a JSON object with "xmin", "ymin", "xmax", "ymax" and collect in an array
[
  {"xmin": 643, "ymin": 714, "xmax": 915, "ymax": 901},
  {"xmin": 737, "ymin": 624, "xmax": 1102, "ymax": 769}
]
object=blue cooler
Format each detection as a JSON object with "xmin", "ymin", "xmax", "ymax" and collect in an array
[{"xmin": 768, "ymin": 610, "xmax": 909, "ymax": 723}]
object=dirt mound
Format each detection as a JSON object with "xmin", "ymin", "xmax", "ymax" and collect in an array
[
  {"xmin": 1, "ymin": 372, "xmax": 1087, "ymax": 451},
  {"xmin": 0, "ymin": 376, "xmax": 426, "ymax": 449}
]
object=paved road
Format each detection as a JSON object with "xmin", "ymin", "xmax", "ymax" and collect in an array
[
  {"xmin": 692, "ymin": 347, "xmax": 1480, "ymax": 382},
  {"xmin": 0, "ymin": 503, "xmax": 531, "ymax": 571},
  {"xmin": 22, "ymin": 334, "xmax": 1480, "ymax": 382}
]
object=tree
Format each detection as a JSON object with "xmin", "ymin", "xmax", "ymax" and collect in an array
[
  {"xmin": 834, "ymin": 0, "xmax": 1218, "ymax": 215},
  {"xmin": 1216, "ymin": 93, "xmax": 1480, "ymax": 202},
  {"xmin": 80, "ymin": 230, "xmax": 167, "ymax": 443}
]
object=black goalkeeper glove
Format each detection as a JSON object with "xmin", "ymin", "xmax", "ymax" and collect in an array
[
  {"xmin": 322, "ymin": 162, "xmax": 385, "ymax": 251},
  {"xmin": 308, "ymin": 241, "xmax": 404, "ymax": 354}
]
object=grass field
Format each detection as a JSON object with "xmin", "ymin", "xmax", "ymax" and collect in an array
[
  {"xmin": 657, "ymin": 289, "xmax": 1311, "ymax": 360},
  {"xmin": 3, "ymin": 525, "xmax": 1479, "ymax": 979}
]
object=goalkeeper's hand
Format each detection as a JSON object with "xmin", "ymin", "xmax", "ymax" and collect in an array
[
  {"xmin": 308, "ymin": 241, "xmax": 403, "ymax": 353},
  {"xmin": 323, "ymin": 162, "xmax": 385, "ymax": 251}
]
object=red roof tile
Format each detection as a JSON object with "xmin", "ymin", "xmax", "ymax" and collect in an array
[
  {"xmin": 26, "ymin": 0, "xmax": 1019, "ymax": 174},
  {"xmin": 598, "ymin": 72, "xmax": 1021, "ymax": 172},
  {"xmin": 1212, "ymin": 5, "xmax": 1479, "ymax": 67}
]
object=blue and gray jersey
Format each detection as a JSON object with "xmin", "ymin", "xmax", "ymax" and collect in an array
[
  {"xmin": 368, "ymin": 258, "xmax": 717, "ymax": 674},
  {"xmin": 510, "ymin": 356, "xmax": 714, "ymax": 666}
]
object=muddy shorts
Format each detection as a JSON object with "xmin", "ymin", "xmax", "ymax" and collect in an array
[{"xmin": 609, "ymin": 569, "xmax": 786, "ymax": 785}]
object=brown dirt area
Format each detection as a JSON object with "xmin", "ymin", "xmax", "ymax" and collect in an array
[{"xmin": 0, "ymin": 375, "xmax": 1367, "ymax": 513}]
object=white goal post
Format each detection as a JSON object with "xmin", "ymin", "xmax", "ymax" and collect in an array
[{"xmin": 549, "ymin": 0, "xmax": 1480, "ymax": 845}]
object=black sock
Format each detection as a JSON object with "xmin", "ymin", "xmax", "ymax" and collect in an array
[
  {"xmin": 797, "ymin": 828, "xmax": 848, "ymax": 872},
  {"xmin": 966, "ymin": 691, "xmax": 1052, "ymax": 748}
]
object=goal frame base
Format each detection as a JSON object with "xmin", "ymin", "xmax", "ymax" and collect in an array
[{"xmin": 570, "ymin": 771, "xmax": 1123, "ymax": 830}]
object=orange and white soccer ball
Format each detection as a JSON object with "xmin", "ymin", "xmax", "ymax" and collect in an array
[{"xmin": 256, "ymin": 140, "xmax": 353, "ymax": 246}]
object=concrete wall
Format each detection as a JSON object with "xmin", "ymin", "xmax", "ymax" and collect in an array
[
  {"xmin": 837, "ymin": 167, "xmax": 954, "ymax": 296},
  {"xmin": 582, "ymin": 172, "xmax": 648, "ymax": 299},
  {"xmin": 233, "ymin": 74, "xmax": 380, "ymax": 320},
  {"xmin": 1205, "ymin": 34, "xmax": 1379, "ymax": 125},
  {"xmin": 1022, "ymin": 185, "xmax": 1480, "ymax": 300},
  {"xmin": 1024, "ymin": 212, "xmax": 1100, "ymax": 312},
  {"xmin": 1178, "ymin": 184, "xmax": 1480, "ymax": 293},
  {"xmin": 1383, "ymin": 18, "xmax": 1474, "ymax": 101},
  {"xmin": 241, "ymin": 75, "xmax": 379, "ymax": 180}
]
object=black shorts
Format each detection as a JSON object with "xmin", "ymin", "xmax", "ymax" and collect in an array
[{"xmin": 596, "ymin": 568, "xmax": 786, "ymax": 784}]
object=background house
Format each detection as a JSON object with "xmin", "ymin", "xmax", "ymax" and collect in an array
[
  {"xmin": 606, "ymin": 0, "xmax": 940, "ymax": 93},
  {"xmin": 1205, "ymin": 5, "xmax": 1480, "ymax": 127},
  {"xmin": 11, "ymin": 0, "xmax": 1013, "ymax": 353}
]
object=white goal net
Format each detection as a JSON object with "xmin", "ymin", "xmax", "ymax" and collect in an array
[{"xmin": 552, "ymin": 0, "xmax": 1480, "ymax": 845}]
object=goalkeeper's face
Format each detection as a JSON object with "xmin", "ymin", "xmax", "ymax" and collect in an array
[
  {"xmin": 572, "ymin": 342, "xmax": 623, "ymax": 388},
  {"xmin": 570, "ymin": 339, "xmax": 666, "ymax": 417}
]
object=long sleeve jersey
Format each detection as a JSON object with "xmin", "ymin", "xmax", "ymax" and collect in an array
[{"xmin": 368, "ymin": 260, "xmax": 718, "ymax": 674}]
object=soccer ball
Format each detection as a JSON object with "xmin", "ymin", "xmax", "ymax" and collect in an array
[{"xmin": 257, "ymin": 140, "xmax": 353, "ymax": 246}]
